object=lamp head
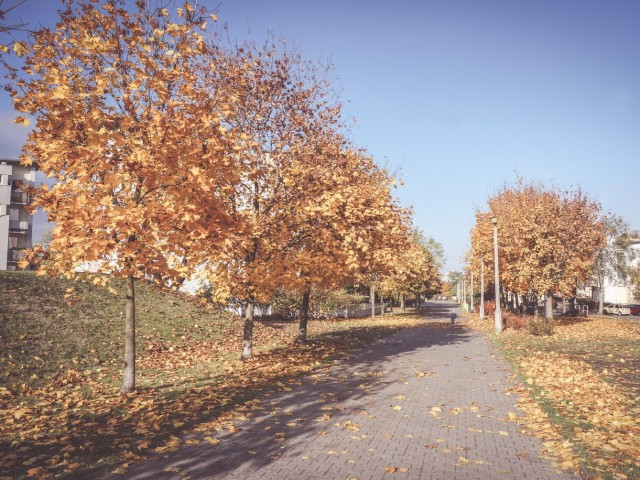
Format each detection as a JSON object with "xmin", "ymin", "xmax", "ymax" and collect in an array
[{"xmin": 491, "ymin": 216, "xmax": 498, "ymax": 225}]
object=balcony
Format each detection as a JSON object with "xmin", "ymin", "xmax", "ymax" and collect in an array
[
  {"xmin": 7, "ymin": 248, "xmax": 25, "ymax": 262},
  {"xmin": 9, "ymin": 220, "xmax": 29, "ymax": 233},
  {"xmin": 10, "ymin": 191, "xmax": 31, "ymax": 205}
]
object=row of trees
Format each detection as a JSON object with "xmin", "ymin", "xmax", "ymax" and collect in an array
[
  {"xmin": 7, "ymin": 1, "xmax": 441, "ymax": 392},
  {"xmin": 465, "ymin": 178, "xmax": 638, "ymax": 321}
]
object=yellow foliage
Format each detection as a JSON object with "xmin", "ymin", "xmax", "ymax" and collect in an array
[{"xmin": 468, "ymin": 179, "xmax": 604, "ymax": 298}]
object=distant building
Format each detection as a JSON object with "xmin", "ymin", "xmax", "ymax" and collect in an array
[
  {"xmin": 0, "ymin": 158, "xmax": 36, "ymax": 270},
  {"xmin": 579, "ymin": 239, "xmax": 640, "ymax": 304},
  {"xmin": 602, "ymin": 239, "xmax": 640, "ymax": 304}
]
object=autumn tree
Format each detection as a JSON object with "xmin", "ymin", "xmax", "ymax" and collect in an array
[
  {"xmin": 201, "ymin": 37, "xmax": 351, "ymax": 359},
  {"xmin": 284, "ymin": 141, "xmax": 352, "ymax": 343},
  {"xmin": 378, "ymin": 234, "xmax": 441, "ymax": 310},
  {"xmin": 413, "ymin": 229, "xmax": 445, "ymax": 272},
  {"xmin": 445, "ymin": 271, "xmax": 462, "ymax": 299},
  {"xmin": 282, "ymin": 145, "xmax": 376, "ymax": 342},
  {"xmin": 439, "ymin": 281, "xmax": 451, "ymax": 297},
  {"xmin": 341, "ymin": 158, "xmax": 412, "ymax": 319},
  {"xmin": 267, "ymin": 141, "xmax": 415, "ymax": 341},
  {"xmin": 469, "ymin": 179, "xmax": 604, "ymax": 320},
  {"xmin": 411, "ymin": 229, "xmax": 444, "ymax": 298},
  {"xmin": 466, "ymin": 211, "xmax": 496, "ymax": 305},
  {"xmin": 12, "ymin": 0, "xmax": 239, "ymax": 392}
]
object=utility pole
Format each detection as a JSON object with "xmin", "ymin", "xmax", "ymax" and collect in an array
[
  {"xmin": 470, "ymin": 270, "xmax": 474, "ymax": 313},
  {"xmin": 480, "ymin": 256, "xmax": 485, "ymax": 320}
]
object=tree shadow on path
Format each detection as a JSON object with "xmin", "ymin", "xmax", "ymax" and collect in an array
[{"xmin": 100, "ymin": 311, "xmax": 473, "ymax": 479}]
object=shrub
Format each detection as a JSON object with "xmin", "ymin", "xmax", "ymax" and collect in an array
[
  {"xmin": 526, "ymin": 318, "xmax": 555, "ymax": 336},
  {"xmin": 483, "ymin": 300, "xmax": 496, "ymax": 316},
  {"xmin": 504, "ymin": 314, "xmax": 528, "ymax": 330}
]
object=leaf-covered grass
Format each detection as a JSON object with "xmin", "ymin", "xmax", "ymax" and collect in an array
[
  {"xmin": 1, "ymin": 271, "xmax": 236, "ymax": 392},
  {"xmin": 468, "ymin": 312, "xmax": 640, "ymax": 480},
  {"xmin": 0, "ymin": 271, "xmax": 425, "ymax": 479}
]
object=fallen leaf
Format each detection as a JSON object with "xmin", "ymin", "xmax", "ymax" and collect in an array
[{"xmin": 26, "ymin": 467, "xmax": 47, "ymax": 477}]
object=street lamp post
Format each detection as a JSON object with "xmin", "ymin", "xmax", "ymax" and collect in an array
[
  {"xmin": 491, "ymin": 216, "xmax": 503, "ymax": 333},
  {"xmin": 480, "ymin": 256, "xmax": 485, "ymax": 320},
  {"xmin": 470, "ymin": 270, "xmax": 474, "ymax": 313}
]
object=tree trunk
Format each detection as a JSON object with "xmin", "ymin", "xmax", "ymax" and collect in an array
[
  {"xmin": 121, "ymin": 275, "xmax": 136, "ymax": 393},
  {"xmin": 562, "ymin": 297, "xmax": 567, "ymax": 314},
  {"xmin": 370, "ymin": 285, "xmax": 375, "ymax": 320},
  {"xmin": 416, "ymin": 293, "xmax": 420, "ymax": 307},
  {"xmin": 296, "ymin": 289, "xmax": 310, "ymax": 344},
  {"xmin": 597, "ymin": 273, "xmax": 604, "ymax": 315},
  {"xmin": 381, "ymin": 296, "xmax": 386, "ymax": 319},
  {"xmin": 544, "ymin": 291, "xmax": 554, "ymax": 320},
  {"xmin": 401, "ymin": 294, "xmax": 405, "ymax": 312},
  {"xmin": 241, "ymin": 300, "xmax": 255, "ymax": 361},
  {"xmin": 462, "ymin": 279, "xmax": 465, "ymax": 308}
]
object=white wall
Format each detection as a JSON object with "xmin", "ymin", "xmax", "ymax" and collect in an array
[
  {"xmin": 603, "ymin": 243, "xmax": 640, "ymax": 304},
  {"xmin": 0, "ymin": 215, "xmax": 8, "ymax": 269}
]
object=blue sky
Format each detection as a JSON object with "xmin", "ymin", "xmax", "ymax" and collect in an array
[{"xmin": 2, "ymin": 0, "xmax": 639, "ymax": 272}]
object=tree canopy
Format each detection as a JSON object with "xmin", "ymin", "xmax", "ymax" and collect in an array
[
  {"xmin": 9, "ymin": 0, "xmax": 437, "ymax": 386},
  {"xmin": 467, "ymin": 179, "xmax": 604, "ymax": 319},
  {"xmin": 12, "ymin": 0, "xmax": 240, "ymax": 391}
]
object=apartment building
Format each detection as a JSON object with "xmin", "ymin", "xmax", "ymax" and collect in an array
[
  {"xmin": 602, "ymin": 239, "xmax": 640, "ymax": 304},
  {"xmin": 0, "ymin": 158, "xmax": 36, "ymax": 270}
]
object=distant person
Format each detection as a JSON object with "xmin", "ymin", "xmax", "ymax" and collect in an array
[{"xmin": 450, "ymin": 312, "xmax": 457, "ymax": 324}]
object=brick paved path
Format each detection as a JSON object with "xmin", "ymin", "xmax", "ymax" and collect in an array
[{"xmin": 107, "ymin": 302, "xmax": 578, "ymax": 480}]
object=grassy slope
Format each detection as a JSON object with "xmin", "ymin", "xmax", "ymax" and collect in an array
[{"xmin": 1, "ymin": 271, "xmax": 236, "ymax": 391}]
